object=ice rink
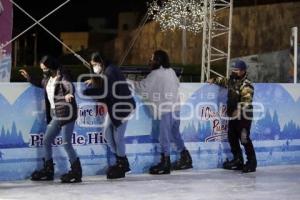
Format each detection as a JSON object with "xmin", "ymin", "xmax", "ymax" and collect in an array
[{"xmin": 0, "ymin": 164, "xmax": 299, "ymax": 200}]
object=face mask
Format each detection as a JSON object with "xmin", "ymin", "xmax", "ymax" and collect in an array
[
  {"xmin": 43, "ymin": 69, "xmax": 51, "ymax": 78},
  {"xmin": 230, "ymin": 72, "xmax": 239, "ymax": 79},
  {"xmin": 93, "ymin": 64, "xmax": 102, "ymax": 74},
  {"xmin": 149, "ymin": 60, "xmax": 160, "ymax": 71}
]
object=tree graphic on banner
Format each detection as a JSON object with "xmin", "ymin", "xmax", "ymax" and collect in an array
[
  {"xmin": 252, "ymin": 109, "xmax": 300, "ymax": 140},
  {"xmin": 0, "ymin": 122, "xmax": 25, "ymax": 147},
  {"xmin": 272, "ymin": 111, "xmax": 281, "ymax": 140},
  {"xmin": 253, "ymin": 109, "xmax": 273, "ymax": 140},
  {"xmin": 281, "ymin": 120, "xmax": 300, "ymax": 139},
  {"xmin": 181, "ymin": 120, "xmax": 212, "ymax": 142}
]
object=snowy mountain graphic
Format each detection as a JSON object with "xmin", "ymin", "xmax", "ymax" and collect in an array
[
  {"xmin": 252, "ymin": 84, "xmax": 300, "ymax": 140},
  {"xmin": 0, "ymin": 85, "xmax": 44, "ymax": 146}
]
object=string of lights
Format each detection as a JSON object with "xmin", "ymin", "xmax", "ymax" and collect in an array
[{"xmin": 147, "ymin": 0, "xmax": 206, "ymax": 33}]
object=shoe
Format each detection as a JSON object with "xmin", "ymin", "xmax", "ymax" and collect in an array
[
  {"xmin": 107, "ymin": 156, "xmax": 130, "ymax": 179},
  {"xmin": 243, "ymin": 143, "xmax": 257, "ymax": 173},
  {"xmin": 149, "ymin": 154, "xmax": 171, "ymax": 175},
  {"xmin": 61, "ymin": 157, "xmax": 82, "ymax": 183},
  {"xmin": 242, "ymin": 161, "xmax": 257, "ymax": 173},
  {"xmin": 171, "ymin": 149, "xmax": 193, "ymax": 170},
  {"xmin": 223, "ymin": 157, "xmax": 244, "ymax": 170},
  {"xmin": 122, "ymin": 156, "xmax": 131, "ymax": 174},
  {"xmin": 31, "ymin": 158, "xmax": 54, "ymax": 181}
]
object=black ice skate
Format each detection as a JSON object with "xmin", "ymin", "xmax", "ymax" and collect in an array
[
  {"xmin": 242, "ymin": 143, "xmax": 257, "ymax": 173},
  {"xmin": 223, "ymin": 157, "xmax": 244, "ymax": 170},
  {"xmin": 31, "ymin": 158, "xmax": 54, "ymax": 181},
  {"xmin": 122, "ymin": 156, "xmax": 131, "ymax": 174},
  {"xmin": 60, "ymin": 157, "xmax": 82, "ymax": 183},
  {"xmin": 107, "ymin": 156, "xmax": 130, "ymax": 179},
  {"xmin": 171, "ymin": 149, "xmax": 193, "ymax": 170},
  {"xmin": 242, "ymin": 160, "xmax": 257, "ymax": 173},
  {"xmin": 149, "ymin": 154, "xmax": 171, "ymax": 175}
]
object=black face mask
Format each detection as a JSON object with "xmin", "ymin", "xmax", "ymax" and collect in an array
[
  {"xmin": 43, "ymin": 70, "xmax": 52, "ymax": 78},
  {"xmin": 230, "ymin": 72, "xmax": 239, "ymax": 79},
  {"xmin": 149, "ymin": 60, "xmax": 160, "ymax": 71}
]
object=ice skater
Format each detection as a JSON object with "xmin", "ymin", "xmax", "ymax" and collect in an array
[
  {"xmin": 20, "ymin": 55, "xmax": 82, "ymax": 182},
  {"xmin": 208, "ymin": 59, "xmax": 257, "ymax": 173},
  {"xmin": 133, "ymin": 50, "xmax": 193, "ymax": 175},
  {"xmin": 83, "ymin": 52, "xmax": 136, "ymax": 179}
]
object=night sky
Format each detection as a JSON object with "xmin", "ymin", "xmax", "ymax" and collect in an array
[
  {"xmin": 10, "ymin": 0, "xmax": 300, "ymax": 59},
  {"xmin": 13, "ymin": 0, "xmax": 148, "ymax": 32},
  {"xmin": 13, "ymin": 0, "xmax": 300, "ymax": 33},
  {"xmin": 11, "ymin": 0, "xmax": 148, "ymax": 57}
]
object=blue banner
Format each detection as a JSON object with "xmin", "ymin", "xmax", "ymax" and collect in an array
[{"xmin": 0, "ymin": 83, "xmax": 300, "ymax": 180}]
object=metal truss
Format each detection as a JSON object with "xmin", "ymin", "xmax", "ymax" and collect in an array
[{"xmin": 201, "ymin": 0, "xmax": 233, "ymax": 82}]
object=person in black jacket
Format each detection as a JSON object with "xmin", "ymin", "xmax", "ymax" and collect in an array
[
  {"xmin": 83, "ymin": 52, "xmax": 136, "ymax": 179},
  {"xmin": 19, "ymin": 55, "xmax": 82, "ymax": 183}
]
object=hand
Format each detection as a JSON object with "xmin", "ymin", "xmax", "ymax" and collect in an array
[
  {"xmin": 127, "ymin": 79, "xmax": 134, "ymax": 89},
  {"xmin": 207, "ymin": 79, "xmax": 214, "ymax": 84},
  {"xmin": 19, "ymin": 69, "xmax": 29, "ymax": 79},
  {"xmin": 84, "ymin": 79, "xmax": 93, "ymax": 86},
  {"xmin": 231, "ymin": 109, "xmax": 239, "ymax": 118},
  {"xmin": 65, "ymin": 94, "xmax": 74, "ymax": 103}
]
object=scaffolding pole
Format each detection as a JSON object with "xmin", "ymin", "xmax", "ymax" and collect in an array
[
  {"xmin": 291, "ymin": 27, "xmax": 298, "ymax": 83},
  {"xmin": 201, "ymin": 0, "xmax": 233, "ymax": 82}
]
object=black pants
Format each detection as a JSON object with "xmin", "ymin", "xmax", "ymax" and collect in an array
[{"xmin": 228, "ymin": 119, "xmax": 257, "ymax": 163}]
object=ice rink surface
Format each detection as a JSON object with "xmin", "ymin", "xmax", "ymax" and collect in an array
[{"xmin": 0, "ymin": 165, "xmax": 299, "ymax": 200}]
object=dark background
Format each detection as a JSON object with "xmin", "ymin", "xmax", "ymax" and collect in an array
[
  {"xmin": 8, "ymin": 0, "xmax": 300, "ymax": 82},
  {"xmin": 12, "ymin": 0, "xmax": 300, "ymax": 57},
  {"xmin": 12, "ymin": 0, "xmax": 148, "ymax": 57}
]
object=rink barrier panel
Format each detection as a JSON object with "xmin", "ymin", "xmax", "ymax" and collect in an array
[{"xmin": 0, "ymin": 83, "xmax": 300, "ymax": 180}]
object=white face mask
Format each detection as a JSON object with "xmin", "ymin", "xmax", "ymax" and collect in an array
[{"xmin": 93, "ymin": 64, "xmax": 102, "ymax": 74}]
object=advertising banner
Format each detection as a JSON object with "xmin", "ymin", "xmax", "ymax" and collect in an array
[
  {"xmin": 0, "ymin": 83, "xmax": 300, "ymax": 180},
  {"xmin": 0, "ymin": 0, "xmax": 13, "ymax": 82}
]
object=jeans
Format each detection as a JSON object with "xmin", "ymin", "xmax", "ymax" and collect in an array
[
  {"xmin": 43, "ymin": 118, "xmax": 77, "ymax": 163},
  {"xmin": 104, "ymin": 114, "xmax": 127, "ymax": 157},
  {"xmin": 159, "ymin": 111, "xmax": 185, "ymax": 156}
]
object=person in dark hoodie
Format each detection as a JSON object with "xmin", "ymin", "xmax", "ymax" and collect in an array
[
  {"xmin": 83, "ymin": 52, "xmax": 136, "ymax": 179},
  {"xmin": 19, "ymin": 55, "xmax": 82, "ymax": 183}
]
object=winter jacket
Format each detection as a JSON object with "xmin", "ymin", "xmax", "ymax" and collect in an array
[
  {"xmin": 83, "ymin": 64, "xmax": 136, "ymax": 128},
  {"xmin": 27, "ymin": 69, "xmax": 78, "ymax": 125}
]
